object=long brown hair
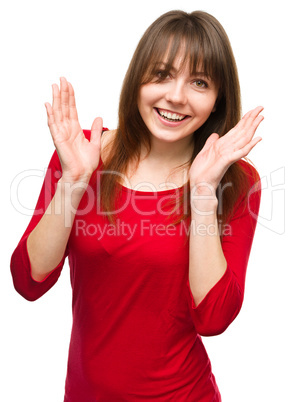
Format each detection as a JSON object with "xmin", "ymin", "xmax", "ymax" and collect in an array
[{"xmin": 100, "ymin": 10, "xmax": 258, "ymax": 225}]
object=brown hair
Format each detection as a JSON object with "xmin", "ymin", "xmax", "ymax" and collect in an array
[{"xmin": 100, "ymin": 10, "xmax": 258, "ymax": 225}]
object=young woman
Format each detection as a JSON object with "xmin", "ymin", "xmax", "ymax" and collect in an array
[{"xmin": 11, "ymin": 10, "xmax": 263, "ymax": 401}]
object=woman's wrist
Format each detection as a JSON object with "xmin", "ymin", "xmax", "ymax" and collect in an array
[
  {"xmin": 59, "ymin": 171, "xmax": 93, "ymax": 186},
  {"xmin": 56, "ymin": 177, "xmax": 89, "ymax": 211},
  {"xmin": 190, "ymin": 181, "xmax": 218, "ymax": 218}
]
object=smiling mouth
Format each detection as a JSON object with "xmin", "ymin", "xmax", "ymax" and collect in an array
[{"xmin": 156, "ymin": 108, "xmax": 189, "ymax": 122}]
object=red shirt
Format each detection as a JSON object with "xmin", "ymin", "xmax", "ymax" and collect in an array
[{"xmin": 11, "ymin": 130, "xmax": 261, "ymax": 401}]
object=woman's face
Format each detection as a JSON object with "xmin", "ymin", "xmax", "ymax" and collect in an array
[{"xmin": 138, "ymin": 52, "xmax": 218, "ymax": 146}]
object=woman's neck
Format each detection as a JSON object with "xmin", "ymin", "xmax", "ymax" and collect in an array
[
  {"xmin": 123, "ymin": 135, "xmax": 194, "ymax": 191},
  {"xmin": 143, "ymin": 134, "xmax": 194, "ymax": 168}
]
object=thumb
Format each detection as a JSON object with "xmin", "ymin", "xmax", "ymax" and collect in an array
[
  {"xmin": 90, "ymin": 117, "xmax": 103, "ymax": 146},
  {"xmin": 202, "ymin": 133, "xmax": 219, "ymax": 152}
]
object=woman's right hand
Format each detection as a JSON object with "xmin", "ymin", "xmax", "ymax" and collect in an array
[{"xmin": 45, "ymin": 77, "xmax": 103, "ymax": 184}]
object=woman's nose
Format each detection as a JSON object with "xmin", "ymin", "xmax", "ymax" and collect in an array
[{"xmin": 165, "ymin": 80, "xmax": 187, "ymax": 105}]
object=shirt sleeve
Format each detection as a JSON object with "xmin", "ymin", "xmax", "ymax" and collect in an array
[
  {"xmin": 186, "ymin": 160, "xmax": 261, "ymax": 336},
  {"xmin": 10, "ymin": 150, "xmax": 68, "ymax": 301}
]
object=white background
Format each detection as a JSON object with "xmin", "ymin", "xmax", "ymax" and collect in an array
[{"xmin": 1, "ymin": 0, "xmax": 294, "ymax": 401}]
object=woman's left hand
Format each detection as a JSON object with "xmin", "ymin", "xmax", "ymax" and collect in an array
[{"xmin": 189, "ymin": 106, "xmax": 264, "ymax": 192}]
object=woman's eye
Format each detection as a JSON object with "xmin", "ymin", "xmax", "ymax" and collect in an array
[
  {"xmin": 194, "ymin": 79, "xmax": 208, "ymax": 88},
  {"xmin": 156, "ymin": 71, "xmax": 170, "ymax": 80}
]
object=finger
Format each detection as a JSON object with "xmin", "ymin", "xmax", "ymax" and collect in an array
[
  {"xmin": 201, "ymin": 133, "xmax": 219, "ymax": 152},
  {"xmin": 233, "ymin": 136, "xmax": 262, "ymax": 161},
  {"xmin": 228, "ymin": 106, "xmax": 264, "ymax": 137},
  {"xmin": 226, "ymin": 107, "xmax": 264, "ymax": 148},
  {"xmin": 45, "ymin": 102, "xmax": 58, "ymax": 139},
  {"xmin": 52, "ymin": 83, "xmax": 62, "ymax": 123},
  {"xmin": 68, "ymin": 82, "xmax": 79, "ymax": 121},
  {"xmin": 242, "ymin": 106, "xmax": 264, "ymax": 131},
  {"xmin": 240, "ymin": 106, "xmax": 263, "ymax": 124},
  {"xmin": 90, "ymin": 117, "xmax": 103, "ymax": 147},
  {"xmin": 235, "ymin": 114, "xmax": 264, "ymax": 150},
  {"xmin": 250, "ymin": 113, "xmax": 264, "ymax": 135},
  {"xmin": 60, "ymin": 77, "xmax": 69, "ymax": 119}
]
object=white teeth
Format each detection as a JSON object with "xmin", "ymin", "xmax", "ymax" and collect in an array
[{"xmin": 158, "ymin": 109, "xmax": 186, "ymax": 121}]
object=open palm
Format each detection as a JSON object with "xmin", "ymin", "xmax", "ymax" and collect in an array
[
  {"xmin": 45, "ymin": 77, "xmax": 103, "ymax": 183},
  {"xmin": 189, "ymin": 106, "xmax": 264, "ymax": 191}
]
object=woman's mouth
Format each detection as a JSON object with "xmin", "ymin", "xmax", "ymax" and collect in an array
[{"xmin": 156, "ymin": 108, "xmax": 189, "ymax": 122}]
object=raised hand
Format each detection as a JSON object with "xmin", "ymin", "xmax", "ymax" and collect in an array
[
  {"xmin": 189, "ymin": 106, "xmax": 264, "ymax": 192},
  {"xmin": 45, "ymin": 77, "xmax": 103, "ymax": 183}
]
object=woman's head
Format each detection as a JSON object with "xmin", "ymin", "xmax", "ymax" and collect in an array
[
  {"xmin": 102, "ymin": 10, "xmax": 248, "ymax": 225},
  {"xmin": 118, "ymin": 10, "xmax": 241, "ymax": 157}
]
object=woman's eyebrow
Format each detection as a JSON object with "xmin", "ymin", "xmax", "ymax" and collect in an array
[{"xmin": 191, "ymin": 71, "xmax": 213, "ymax": 81}]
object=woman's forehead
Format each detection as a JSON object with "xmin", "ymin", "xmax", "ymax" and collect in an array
[{"xmin": 153, "ymin": 40, "xmax": 206, "ymax": 73}]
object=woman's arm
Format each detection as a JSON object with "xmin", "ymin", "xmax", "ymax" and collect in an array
[
  {"xmin": 188, "ymin": 189, "xmax": 226, "ymax": 307},
  {"xmin": 28, "ymin": 78, "xmax": 103, "ymax": 280},
  {"xmin": 187, "ymin": 107, "xmax": 263, "ymax": 334},
  {"xmin": 10, "ymin": 151, "xmax": 70, "ymax": 300},
  {"xmin": 187, "ymin": 169, "xmax": 261, "ymax": 335},
  {"xmin": 11, "ymin": 77, "xmax": 103, "ymax": 290},
  {"xmin": 26, "ymin": 176, "xmax": 88, "ymax": 281}
]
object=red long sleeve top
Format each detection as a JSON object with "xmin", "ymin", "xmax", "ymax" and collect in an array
[{"xmin": 11, "ymin": 130, "xmax": 261, "ymax": 401}]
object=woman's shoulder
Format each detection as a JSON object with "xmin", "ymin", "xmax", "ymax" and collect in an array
[
  {"xmin": 234, "ymin": 159, "xmax": 261, "ymax": 212},
  {"xmin": 236, "ymin": 158, "xmax": 260, "ymax": 186}
]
